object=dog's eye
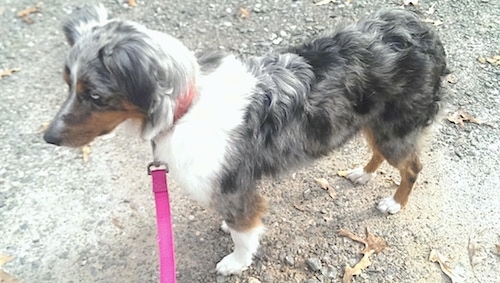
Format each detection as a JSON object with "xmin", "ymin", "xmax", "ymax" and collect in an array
[
  {"xmin": 88, "ymin": 92, "xmax": 106, "ymax": 107},
  {"xmin": 90, "ymin": 93, "xmax": 101, "ymax": 100}
]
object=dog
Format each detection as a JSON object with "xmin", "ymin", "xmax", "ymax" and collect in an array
[{"xmin": 43, "ymin": 5, "xmax": 447, "ymax": 275}]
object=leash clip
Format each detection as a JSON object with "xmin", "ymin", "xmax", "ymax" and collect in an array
[{"xmin": 147, "ymin": 161, "xmax": 169, "ymax": 175}]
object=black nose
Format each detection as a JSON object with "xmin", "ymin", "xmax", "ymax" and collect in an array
[{"xmin": 43, "ymin": 131, "xmax": 62, "ymax": 146}]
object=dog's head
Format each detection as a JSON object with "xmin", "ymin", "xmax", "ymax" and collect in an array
[{"xmin": 44, "ymin": 5, "xmax": 198, "ymax": 147}]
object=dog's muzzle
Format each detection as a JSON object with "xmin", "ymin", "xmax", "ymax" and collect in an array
[{"xmin": 43, "ymin": 128, "xmax": 62, "ymax": 146}]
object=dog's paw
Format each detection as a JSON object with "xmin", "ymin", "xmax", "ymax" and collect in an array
[
  {"xmin": 346, "ymin": 167, "xmax": 375, "ymax": 185},
  {"xmin": 220, "ymin": 221, "xmax": 230, "ymax": 234},
  {"xmin": 377, "ymin": 196, "xmax": 401, "ymax": 214},
  {"xmin": 216, "ymin": 252, "xmax": 252, "ymax": 275}
]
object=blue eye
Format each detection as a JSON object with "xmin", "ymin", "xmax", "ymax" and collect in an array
[{"xmin": 90, "ymin": 93, "xmax": 101, "ymax": 100}]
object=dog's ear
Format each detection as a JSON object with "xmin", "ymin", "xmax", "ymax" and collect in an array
[
  {"xmin": 99, "ymin": 40, "xmax": 156, "ymax": 111},
  {"xmin": 63, "ymin": 5, "xmax": 109, "ymax": 46}
]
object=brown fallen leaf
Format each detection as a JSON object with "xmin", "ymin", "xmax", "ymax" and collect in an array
[
  {"xmin": 337, "ymin": 170, "xmax": 349, "ymax": 177},
  {"xmin": 239, "ymin": 7, "xmax": 250, "ymax": 18},
  {"xmin": 37, "ymin": 122, "xmax": 50, "ymax": 133},
  {"xmin": 485, "ymin": 55, "xmax": 500, "ymax": 66},
  {"xmin": 0, "ymin": 68, "xmax": 20, "ymax": 79},
  {"xmin": 82, "ymin": 145, "xmax": 91, "ymax": 164},
  {"xmin": 0, "ymin": 254, "xmax": 22, "ymax": 283},
  {"xmin": 314, "ymin": 178, "xmax": 337, "ymax": 199},
  {"xmin": 495, "ymin": 244, "xmax": 500, "ymax": 255},
  {"xmin": 339, "ymin": 228, "xmax": 387, "ymax": 282},
  {"xmin": 445, "ymin": 73, "xmax": 458, "ymax": 84},
  {"xmin": 426, "ymin": 3, "xmax": 436, "ymax": 14},
  {"xmin": 17, "ymin": 3, "xmax": 41, "ymax": 24},
  {"xmin": 339, "ymin": 228, "xmax": 387, "ymax": 254},
  {"xmin": 423, "ymin": 18, "xmax": 443, "ymax": 26},
  {"xmin": 403, "ymin": 0, "xmax": 419, "ymax": 7},
  {"xmin": 447, "ymin": 109, "xmax": 482, "ymax": 127},
  {"xmin": 343, "ymin": 250, "xmax": 374, "ymax": 283},
  {"xmin": 314, "ymin": 0, "xmax": 335, "ymax": 6},
  {"xmin": 429, "ymin": 250, "xmax": 464, "ymax": 283},
  {"xmin": 468, "ymin": 236, "xmax": 479, "ymax": 268},
  {"xmin": 293, "ymin": 203, "xmax": 306, "ymax": 212},
  {"xmin": 112, "ymin": 217, "xmax": 123, "ymax": 229},
  {"xmin": 128, "ymin": 0, "xmax": 137, "ymax": 7}
]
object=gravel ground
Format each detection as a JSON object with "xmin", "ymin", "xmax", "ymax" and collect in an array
[{"xmin": 1, "ymin": 0, "xmax": 499, "ymax": 282}]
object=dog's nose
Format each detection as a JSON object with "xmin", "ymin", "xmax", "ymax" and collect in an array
[{"xmin": 43, "ymin": 130, "xmax": 62, "ymax": 146}]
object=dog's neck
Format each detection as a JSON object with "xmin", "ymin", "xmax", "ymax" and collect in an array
[{"xmin": 173, "ymin": 85, "xmax": 196, "ymax": 122}]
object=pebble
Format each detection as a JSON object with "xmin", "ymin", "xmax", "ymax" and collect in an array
[
  {"xmin": 322, "ymin": 265, "xmax": 338, "ymax": 279},
  {"xmin": 285, "ymin": 255, "xmax": 295, "ymax": 266},
  {"xmin": 248, "ymin": 277, "xmax": 261, "ymax": 283},
  {"xmin": 272, "ymin": 38, "xmax": 283, "ymax": 45},
  {"xmin": 306, "ymin": 257, "xmax": 322, "ymax": 272}
]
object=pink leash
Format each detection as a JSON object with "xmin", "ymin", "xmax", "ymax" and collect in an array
[{"xmin": 148, "ymin": 162, "xmax": 177, "ymax": 283}]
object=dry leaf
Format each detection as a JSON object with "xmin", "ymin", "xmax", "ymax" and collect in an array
[
  {"xmin": 315, "ymin": 178, "xmax": 330, "ymax": 190},
  {"xmin": 484, "ymin": 55, "xmax": 500, "ymax": 66},
  {"xmin": 340, "ymin": 228, "xmax": 387, "ymax": 282},
  {"xmin": 112, "ymin": 217, "xmax": 123, "ymax": 229},
  {"xmin": 37, "ymin": 122, "xmax": 50, "ymax": 133},
  {"xmin": 0, "ymin": 68, "xmax": 20, "ymax": 79},
  {"xmin": 315, "ymin": 0, "xmax": 335, "ymax": 6},
  {"xmin": 447, "ymin": 109, "xmax": 482, "ymax": 127},
  {"xmin": 314, "ymin": 178, "xmax": 337, "ymax": 199},
  {"xmin": 423, "ymin": 18, "xmax": 443, "ymax": 26},
  {"xmin": 17, "ymin": 3, "xmax": 41, "ymax": 24},
  {"xmin": 128, "ymin": 0, "xmax": 137, "ymax": 7},
  {"xmin": 429, "ymin": 250, "xmax": 464, "ymax": 283},
  {"xmin": 426, "ymin": 3, "xmax": 436, "ymax": 14},
  {"xmin": 337, "ymin": 170, "xmax": 349, "ymax": 177},
  {"xmin": 403, "ymin": 0, "xmax": 419, "ymax": 7},
  {"xmin": 0, "ymin": 254, "xmax": 22, "ymax": 283},
  {"xmin": 343, "ymin": 250, "xmax": 374, "ymax": 283},
  {"xmin": 293, "ymin": 203, "xmax": 306, "ymax": 212},
  {"xmin": 477, "ymin": 57, "xmax": 486, "ymax": 64},
  {"xmin": 495, "ymin": 244, "xmax": 500, "ymax": 255},
  {"xmin": 339, "ymin": 228, "xmax": 387, "ymax": 254},
  {"xmin": 239, "ymin": 7, "xmax": 250, "ymax": 18},
  {"xmin": 445, "ymin": 73, "xmax": 458, "ymax": 84},
  {"xmin": 82, "ymin": 145, "xmax": 91, "ymax": 164}
]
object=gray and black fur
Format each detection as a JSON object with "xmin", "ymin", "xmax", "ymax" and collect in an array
[
  {"xmin": 215, "ymin": 8, "xmax": 447, "ymax": 225},
  {"xmin": 44, "ymin": 6, "xmax": 448, "ymax": 273}
]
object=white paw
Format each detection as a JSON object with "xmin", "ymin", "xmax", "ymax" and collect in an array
[
  {"xmin": 216, "ymin": 252, "xmax": 252, "ymax": 275},
  {"xmin": 377, "ymin": 196, "xmax": 401, "ymax": 214},
  {"xmin": 346, "ymin": 167, "xmax": 375, "ymax": 185},
  {"xmin": 221, "ymin": 221, "xmax": 230, "ymax": 234}
]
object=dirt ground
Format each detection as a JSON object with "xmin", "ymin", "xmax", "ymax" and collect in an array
[{"xmin": 0, "ymin": 0, "xmax": 499, "ymax": 282}]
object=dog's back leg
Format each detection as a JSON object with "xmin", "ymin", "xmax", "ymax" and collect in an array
[
  {"xmin": 370, "ymin": 129, "xmax": 423, "ymax": 214},
  {"xmin": 346, "ymin": 128, "xmax": 385, "ymax": 184},
  {"xmin": 213, "ymin": 190, "xmax": 267, "ymax": 275}
]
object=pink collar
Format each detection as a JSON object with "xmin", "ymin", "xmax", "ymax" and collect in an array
[
  {"xmin": 148, "ymin": 163, "xmax": 176, "ymax": 283},
  {"xmin": 173, "ymin": 86, "xmax": 196, "ymax": 122}
]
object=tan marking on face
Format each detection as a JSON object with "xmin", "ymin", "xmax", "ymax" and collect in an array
[
  {"xmin": 58, "ymin": 101, "xmax": 145, "ymax": 147},
  {"xmin": 76, "ymin": 80, "xmax": 86, "ymax": 95}
]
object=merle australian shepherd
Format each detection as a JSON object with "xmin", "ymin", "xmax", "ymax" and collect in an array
[{"xmin": 43, "ymin": 5, "xmax": 447, "ymax": 275}]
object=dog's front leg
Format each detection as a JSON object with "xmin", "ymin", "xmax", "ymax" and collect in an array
[
  {"xmin": 214, "ymin": 191, "xmax": 267, "ymax": 275},
  {"xmin": 216, "ymin": 225, "xmax": 265, "ymax": 275}
]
